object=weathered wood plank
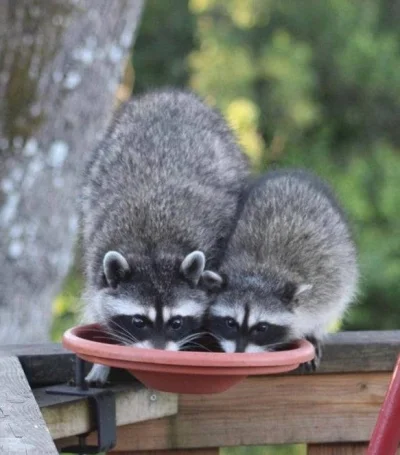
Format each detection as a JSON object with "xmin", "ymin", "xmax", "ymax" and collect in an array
[
  {"xmin": 1, "ymin": 331, "xmax": 399, "ymax": 388},
  {"xmin": 0, "ymin": 343, "xmax": 75, "ymax": 386},
  {"xmin": 312, "ymin": 331, "xmax": 400, "ymax": 374},
  {"xmin": 58, "ymin": 372, "xmax": 391, "ymax": 451},
  {"xmin": 0, "ymin": 344, "xmax": 135, "ymax": 387},
  {"xmin": 35, "ymin": 384, "xmax": 178, "ymax": 440},
  {"xmin": 0, "ymin": 357, "xmax": 57, "ymax": 454}
]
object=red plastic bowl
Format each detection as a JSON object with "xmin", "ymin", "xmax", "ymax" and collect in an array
[{"xmin": 63, "ymin": 324, "xmax": 315, "ymax": 394}]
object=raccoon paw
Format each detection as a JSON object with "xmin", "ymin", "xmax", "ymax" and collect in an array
[
  {"xmin": 299, "ymin": 336, "xmax": 322, "ymax": 373},
  {"xmin": 85, "ymin": 364, "xmax": 110, "ymax": 386}
]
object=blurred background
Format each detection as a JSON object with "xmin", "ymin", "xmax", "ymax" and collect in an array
[
  {"xmin": 54, "ymin": 0, "xmax": 400, "ymax": 341},
  {"xmin": 1, "ymin": 1, "xmax": 397, "ymax": 454},
  {"xmin": 8, "ymin": 1, "xmax": 393, "ymax": 454}
]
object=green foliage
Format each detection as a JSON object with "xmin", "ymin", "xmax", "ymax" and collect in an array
[
  {"xmin": 185, "ymin": 0, "xmax": 400, "ymax": 330},
  {"xmin": 51, "ymin": 264, "xmax": 82, "ymax": 341},
  {"xmin": 132, "ymin": 0, "xmax": 195, "ymax": 92},
  {"xmin": 56, "ymin": 1, "xmax": 400, "ymax": 330}
]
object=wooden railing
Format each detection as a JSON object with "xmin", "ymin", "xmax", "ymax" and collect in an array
[{"xmin": 1, "ymin": 331, "xmax": 399, "ymax": 455}]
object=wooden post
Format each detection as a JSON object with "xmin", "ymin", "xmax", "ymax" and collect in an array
[{"xmin": 0, "ymin": 357, "xmax": 58, "ymax": 454}]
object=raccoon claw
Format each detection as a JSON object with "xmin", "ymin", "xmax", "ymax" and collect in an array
[
  {"xmin": 85, "ymin": 364, "xmax": 110, "ymax": 387},
  {"xmin": 299, "ymin": 336, "xmax": 322, "ymax": 373},
  {"xmin": 299, "ymin": 358, "xmax": 318, "ymax": 373}
]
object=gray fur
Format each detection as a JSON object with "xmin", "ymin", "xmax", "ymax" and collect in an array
[
  {"xmin": 79, "ymin": 89, "xmax": 250, "ymax": 372},
  {"xmin": 207, "ymin": 169, "xmax": 358, "ymax": 359}
]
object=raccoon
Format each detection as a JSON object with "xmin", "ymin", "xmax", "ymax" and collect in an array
[
  {"xmin": 80, "ymin": 89, "xmax": 249, "ymax": 383},
  {"xmin": 204, "ymin": 169, "xmax": 358, "ymax": 368}
]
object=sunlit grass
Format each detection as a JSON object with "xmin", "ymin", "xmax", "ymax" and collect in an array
[{"xmin": 51, "ymin": 265, "xmax": 82, "ymax": 341}]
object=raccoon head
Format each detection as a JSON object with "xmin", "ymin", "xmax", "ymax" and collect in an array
[
  {"xmin": 205, "ymin": 273, "xmax": 313, "ymax": 353},
  {"xmin": 91, "ymin": 250, "xmax": 222, "ymax": 351}
]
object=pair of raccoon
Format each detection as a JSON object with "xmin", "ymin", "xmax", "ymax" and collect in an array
[{"xmin": 81, "ymin": 89, "xmax": 358, "ymax": 384}]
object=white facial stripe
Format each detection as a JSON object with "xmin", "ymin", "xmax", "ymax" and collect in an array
[
  {"xmin": 134, "ymin": 340, "xmax": 153, "ymax": 349},
  {"xmin": 165, "ymin": 341, "xmax": 179, "ymax": 351},
  {"xmin": 245, "ymin": 344, "xmax": 267, "ymax": 353},
  {"xmin": 247, "ymin": 309, "xmax": 294, "ymax": 329},
  {"xmin": 148, "ymin": 307, "xmax": 157, "ymax": 322},
  {"xmin": 162, "ymin": 307, "xmax": 171, "ymax": 322},
  {"xmin": 170, "ymin": 300, "xmax": 205, "ymax": 319},
  {"xmin": 109, "ymin": 298, "xmax": 157, "ymax": 321},
  {"xmin": 111, "ymin": 299, "xmax": 148, "ymax": 316},
  {"xmin": 210, "ymin": 305, "xmax": 235, "ymax": 319},
  {"xmin": 210, "ymin": 304, "xmax": 244, "ymax": 324},
  {"xmin": 221, "ymin": 340, "xmax": 236, "ymax": 353}
]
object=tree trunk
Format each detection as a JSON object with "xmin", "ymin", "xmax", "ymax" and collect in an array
[{"xmin": 0, "ymin": 0, "xmax": 144, "ymax": 342}]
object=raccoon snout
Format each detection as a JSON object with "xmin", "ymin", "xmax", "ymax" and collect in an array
[
  {"xmin": 234, "ymin": 339, "xmax": 246, "ymax": 353},
  {"xmin": 149, "ymin": 339, "xmax": 180, "ymax": 351},
  {"xmin": 219, "ymin": 339, "xmax": 238, "ymax": 353},
  {"xmin": 151, "ymin": 338, "xmax": 168, "ymax": 350}
]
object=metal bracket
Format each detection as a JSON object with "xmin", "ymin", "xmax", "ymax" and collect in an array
[{"xmin": 46, "ymin": 357, "xmax": 116, "ymax": 454}]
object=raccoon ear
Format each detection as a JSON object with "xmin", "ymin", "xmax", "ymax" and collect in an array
[
  {"xmin": 201, "ymin": 270, "xmax": 224, "ymax": 292},
  {"xmin": 295, "ymin": 283, "xmax": 313, "ymax": 296},
  {"xmin": 180, "ymin": 251, "xmax": 205, "ymax": 285},
  {"xmin": 278, "ymin": 281, "xmax": 313, "ymax": 305},
  {"xmin": 103, "ymin": 251, "xmax": 130, "ymax": 288}
]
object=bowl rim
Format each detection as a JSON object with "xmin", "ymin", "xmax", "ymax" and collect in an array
[{"xmin": 63, "ymin": 323, "xmax": 315, "ymax": 368}]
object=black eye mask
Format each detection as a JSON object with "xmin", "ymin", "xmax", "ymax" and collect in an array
[
  {"xmin": 248, "ymin": 322, "xmax": 290, "ymax": 348},
  {"xmin": 107, "ymin": 314, "xmax": 152, "ymax": 343},
  {"xmin": 106, "ymin": 313, "xmax": 205, "ymax": 349},
  {"xmin": 207, "ymin": 312, "xmax": 291, "ymax": 352}
]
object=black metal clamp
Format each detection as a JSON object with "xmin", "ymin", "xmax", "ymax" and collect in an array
[{"xmin": 46, "ymin": 357, "xmax": 116, "ymax": 454}]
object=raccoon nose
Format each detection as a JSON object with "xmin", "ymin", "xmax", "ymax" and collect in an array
[
  {"xmin": 235, "ymin": 339, "xmax": 246, "ymax": 353},
  {"xmin": 152, "ymin": 338, "xmax": 166, "ymax": 350}
]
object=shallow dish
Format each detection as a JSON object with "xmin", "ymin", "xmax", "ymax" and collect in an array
[{"xmin": 63, "ymin": 324, "xmax": 315, "ymax": 394}]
